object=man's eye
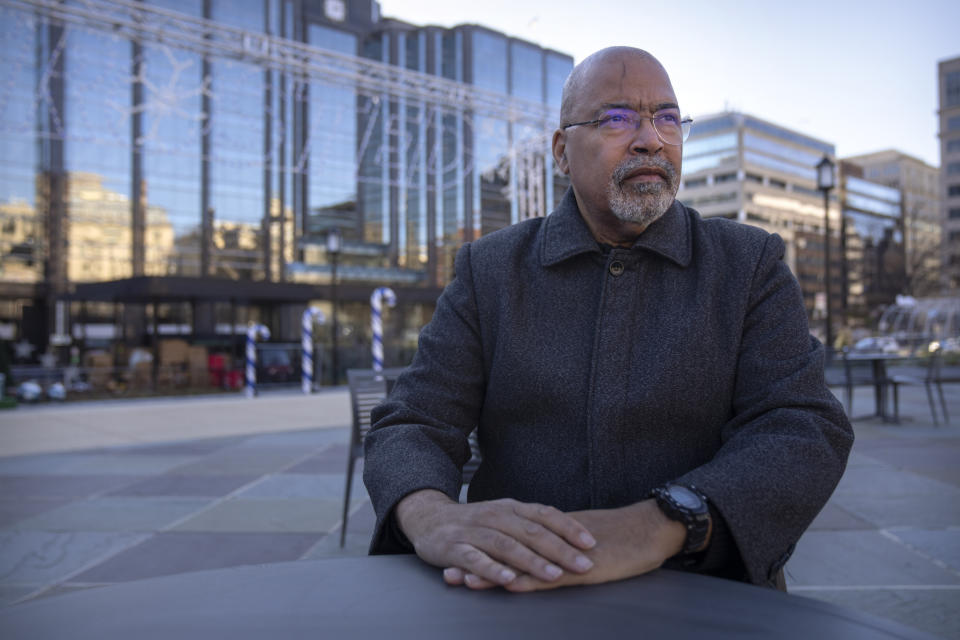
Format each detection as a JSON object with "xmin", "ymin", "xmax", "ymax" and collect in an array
[
  {"xmin": 605, "ymin": 113, "xmax": 629, "ymax": 123},
  {"xmin": 656, "ymin": 113, "xmax": 681, "ymax": 125}
]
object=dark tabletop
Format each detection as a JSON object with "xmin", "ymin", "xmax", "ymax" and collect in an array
[{"xmin": 0, "ymin": 555, "xmax": 937, "ymax": 639}]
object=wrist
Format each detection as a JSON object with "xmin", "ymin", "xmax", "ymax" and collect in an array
[
  {"xmin": 649, "ymin": 483, "xmax": 712, "ymax": 556},
  {"xmin": 395, "ymin": 489, "xmax": 454, "ymax": 541}
]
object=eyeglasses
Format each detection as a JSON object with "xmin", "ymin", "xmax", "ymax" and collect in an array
[{"xmin": 562, "ymin": 108, "xmax": 693, "ymax": 146}]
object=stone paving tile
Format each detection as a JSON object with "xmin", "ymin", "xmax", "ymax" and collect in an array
[
  {"xmin": 795, "ymin": 588, "xmax": 960, "ymax": 640},
  {"xmin": 302, "ymin": 500, "xmax": 375, "ymax": 559},
  {"xmin": 167, "ymin": 449, "xmax": 307, "ymax": 476},
  {"xmin": 888, "ymin": 527, "xmax": 960, "ymax": 572},
  {"xmin": 832, "ymin": 492, "xmax": 960, "ymax": 529},
  {"xmin": 231, "ymin": 429, "xmax": 347, "ymax": 450},
  {"xmin": 70, "ymin": 532, "xmax": 324, "ymax": 584},
  {"xmin": 0, "ymin": 453, "xmax": 200, "ymax": 477},
  {"xmin": 0, "ymin": 475, "xmax": 145, "ymax": 499},
  {"xmin": 170, "ymin": 498, "xmax": 344, "ymax": 533},
  {"xmin": 8, "ymin": 497, "xmax": 213, "ymax": 532},
  {"xmin": 853, "ymin": 439, "xmax": 960, "ymax": 488},
  {"xmin": 0, "ymin": 498, "xmax": 70, "ymax": 528},
  {"xmin": 117, "ymin": 437, "xmax": 246, "ymax": 456},
  {"xmin": 285, "ymin": 443, "xmax": 353, "ymax": 474},
  {"xmin": 107, "ymin": 474, "xmax": 259, "ymax": 498},
  {"xmin": 237, "ymin": 473, "xmax": 353, "ymax": 500},
  {"xmin": 807, "ymin": 502, "xmax": 875, "ymax": 531},
  {"xmin": 0, "ymin": 530, "xmax": 147, "ymax": 583},
  {"xmin": 786, "ymin": 530, "xmax": 960, "ymax": 586}
]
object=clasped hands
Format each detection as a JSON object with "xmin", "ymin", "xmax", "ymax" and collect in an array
[{"xmin": 395, "ymin": 489, "xmax": 686, "ymax": 592}]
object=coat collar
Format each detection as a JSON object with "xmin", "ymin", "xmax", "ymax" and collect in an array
[{"xmin": 540, "ymin": 188, "xmax": 693, "ymax": 268}]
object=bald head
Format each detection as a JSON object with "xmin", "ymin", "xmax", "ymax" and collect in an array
[{"xmin": 560, "ymin": 47, "xmax": 668, "ymax": 126}]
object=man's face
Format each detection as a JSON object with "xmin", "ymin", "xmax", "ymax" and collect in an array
[{"xmin": 553, "ymin": 53, "xmax": 683, "ymax": 235}]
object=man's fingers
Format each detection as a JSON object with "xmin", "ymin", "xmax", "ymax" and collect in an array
[
  {"xmin": 449, "ymin": 543, "xmax": 518, "ymax": 587},
  {"xmin": 516, "ymin": 502, "xmax": 597, "ymax": 550},
  {"xmin": 443, "ymin": 567, "xmax": 465, "ymax": 585}
]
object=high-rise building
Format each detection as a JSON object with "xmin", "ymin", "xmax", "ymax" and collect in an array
[
  {"xmin": 843, "ymin": 150, "xmax": 941, "ymax": 298},
  {"xmin": 676, "ymin": 112, "xmax": 840, "ymax": 335},
  {"xmin": 837, "ymin": 162, "xmax": 906, "ymax": 327},
  {"xmin": 0, "ymin": 0, "xmax": 572, "ymax": 376},
  {"xmin": 940, "ymin": 55, "xmax": 960, "ymax": 291}
]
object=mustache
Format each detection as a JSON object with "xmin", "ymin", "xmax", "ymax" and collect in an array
[{"xmin": 612, "ymin": 157, "xmax": 677, "ymax": 186}]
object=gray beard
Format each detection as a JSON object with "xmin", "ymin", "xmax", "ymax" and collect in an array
[{"xmin": 606, "ymin": 159, "xmax": 678, "ymax": 228}]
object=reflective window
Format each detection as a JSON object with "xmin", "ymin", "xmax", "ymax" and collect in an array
[
  {"xmin": 846, "ymin": 193, "xmax": 900, "ymax": 217},
  {"xmin": 743, "ymin": 132, "xmax": 822, "ymax": 168},
  {"xmin": 511, "ymin": 42, "xmax": 542, "ymax": 103},
  {"xmin": 683, "ymin": 132, "xmax": 737, "ymax": 159},
  {"xmin": 949, "ymin": 116, "xmax": 960, "ymax": 132},
  {"xmin": 140, "ymin": 40, "xmax": 203, "ymax": 276},
  {"xmin": 0, "ymin": 7, "xmax": 43, "ymax": 283},
  {"xmin": 743, "ymin": 151, "xmax": 816, "ymax": 181},
  {"xmin": 64, "ymin": 28, "xmax": 133, "ymax": 282},
  {"xmin": 743, "ymin": 116, "xmax": 834, "ymax": 156},
  {"xmin": 545, "ymin": 53, "xmax": 571, "ymax": 111},
  {"xmin": 686, "ymin": 115, "xmax": 735, "ymax": 138},
  {"xmin": 946, "ymin": 71, "xmax": 960, "ymax": 108},
  {"xmin": 846, "ymin": 176, "xmax": 901, "ymax": 203},
  {"xmin": 684, "ymin": 151, "xmax": 737, "ymax": 174},
  {"xmin": 305, "ymin": 24, "xmax": 358, "ymax": 252},
  {"xmin": 473, "ymin": 115, "xmax": 509, "ymax": 235},
  {"xmin": 947, "ymin": 138, "xmax": 960, "ymax": 153},
  {"xmin": 472, "ymin": 31, "xmax": 508, "ymax": 95}
]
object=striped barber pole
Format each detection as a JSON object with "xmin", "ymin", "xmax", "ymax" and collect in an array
[
  {"xmin": 301, "ymin": 307, "xmax": 326, "ymax": 394},
  {"xmin": 370, "ymin": 287, "xmax": 396, "ymax": 372},
  {"xmin": 244, "ymin": 323, "xmax": 271, "ymax": 399}
]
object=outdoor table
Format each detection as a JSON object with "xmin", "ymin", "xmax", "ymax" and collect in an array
[
  {"xmin": 843, "ymin": 352, "xmax": 911, "ymax": 422},
  {"xmin": 0, "ymin": 555, "xmax": 935, "ymax": 639}
]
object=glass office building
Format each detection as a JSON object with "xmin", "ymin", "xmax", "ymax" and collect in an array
[
  {"xmin": 0, "ymin": 0, "xmax": 572, "ymax": 379},
  {"xmin": 677, "ymin": 112, "xmax": 840, "ymax": 332},
  {"xmin": 677, "ymin": 112, "xmax": 910, "ymax": 335}
]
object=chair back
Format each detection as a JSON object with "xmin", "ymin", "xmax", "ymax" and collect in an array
[
  {"xmin": 345, "ymin": 367, "xmax": 482, "ymax": 484},
  {"xmin": 346, "ymin": 368, "xmax": 405, "ymax": 452}
]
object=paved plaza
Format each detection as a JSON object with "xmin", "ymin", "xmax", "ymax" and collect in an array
[{"xmin": 0, "ymin": 384, "xmax": 958, "ymax": 638}]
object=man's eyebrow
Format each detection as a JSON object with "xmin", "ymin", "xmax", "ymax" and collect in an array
[{"xmin": 597, "ymin": 101, "xmax": 680, "ymax": 114}]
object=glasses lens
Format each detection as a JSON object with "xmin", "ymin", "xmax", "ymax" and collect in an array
[
  {"xmin": 652, "ymin": 111, "xmax": 684, "ymax": 145},
  {"xmin": 598, "ymin": 108, "xmax": 639, "ymax": 131}
]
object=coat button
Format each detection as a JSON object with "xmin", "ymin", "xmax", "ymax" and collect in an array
[{"xmin": 609, "ymin": 261, "xmax": 624, "ymax": 276}]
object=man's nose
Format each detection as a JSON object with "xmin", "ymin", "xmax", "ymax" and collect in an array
[{"xmin": 629, "ymin": 117, "xmax": 664, "ymax": 155}]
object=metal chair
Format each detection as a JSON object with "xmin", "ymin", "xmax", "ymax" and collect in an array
[
  {"xmin": 888, "ymin": 345, "xmax": 956, "ymax": 425},
  {"xmin": 340, "ymin": 368, "xmax": 482, "ymax": 546}
]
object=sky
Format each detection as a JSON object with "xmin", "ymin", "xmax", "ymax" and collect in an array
[{"xmin": 378, "ymin": 0, "xmax": 959, "ymax": 168}]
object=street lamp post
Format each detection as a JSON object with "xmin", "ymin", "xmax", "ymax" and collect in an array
[
  {"xmin": 327, "ymin": 228, "xmax": 342, "ymax": 385},
  {"xmin": 816, "ymin": 155, "xmax": 836, "ymax": 350}
]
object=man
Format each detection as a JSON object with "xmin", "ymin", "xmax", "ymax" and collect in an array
[{"xmin": 363, "ymin": 47, "xmax": 853, "ymax": 592}]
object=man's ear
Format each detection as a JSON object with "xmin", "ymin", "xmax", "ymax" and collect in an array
[{"xmin": 552, "ymin": 129, "xmax": 570, "ymax": 174}]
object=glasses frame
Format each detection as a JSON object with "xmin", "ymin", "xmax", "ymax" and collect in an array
[{"xmin": 562, "ymin": 110, "xmax": 693, "ymax": 146}]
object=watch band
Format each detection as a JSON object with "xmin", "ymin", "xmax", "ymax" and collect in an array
[{"xmin": 650, "ymin": 483, "xmax": 711, "ymax": 556}]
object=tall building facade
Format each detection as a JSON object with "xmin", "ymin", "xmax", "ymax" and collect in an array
[
  {"xmin": 677, "ymin": 112, "xmax": 912, "ymax": 338},
  {"xmin": 940, "ymin": 55, "xmax": 960, "ymax": 291},
  {"xmin": 0, "ymin": 0, "xmax": 572, "ymax": 374},
  {"xmin": 843, "ymin": 150, "xmax": 941, "ymax": 298},
  {"xmin": 676, "ymin": 112, "xmax": 840, "ymax": 335},
  {"xmin": 837, "ymin": 162, "xmax": 906, "ymax": 327}
]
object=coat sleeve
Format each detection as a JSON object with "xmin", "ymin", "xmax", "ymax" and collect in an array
[
  {"xmin": 678, "ymin": 233, "xmax": 854, "ymax": 586},
  {"xmin": 362, "ymin": 243, "xmax": 486, "ymax": 554}
]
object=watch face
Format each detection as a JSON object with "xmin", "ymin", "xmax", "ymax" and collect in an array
[{"xmin": 669, "ymin": 485, "xmax": 702, "ymax": 509}]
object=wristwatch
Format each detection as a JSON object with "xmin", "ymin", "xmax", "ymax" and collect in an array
[{"xmin": 649, "ymin": 483, "xmax": 712, "ymax": 555}]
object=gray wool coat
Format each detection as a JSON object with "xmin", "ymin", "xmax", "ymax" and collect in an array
[{"xmin": 363, "ymin": 188, "xmax": 853, "ymax": 587}]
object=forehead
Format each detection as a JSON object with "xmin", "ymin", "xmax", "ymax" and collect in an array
[{"xmin": 574, "ymin": 55, "xmax": 677, "ymax": 115}]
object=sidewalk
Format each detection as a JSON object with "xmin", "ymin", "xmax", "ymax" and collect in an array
[{"xmin": 0, "ymin": 385, "xmax": 958, "ymax": 638}]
